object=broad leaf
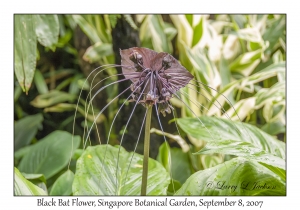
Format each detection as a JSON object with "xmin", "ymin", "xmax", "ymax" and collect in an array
[
  {"xmin": 14, "ymin": 113, "xmax": 43, "ymax": 151},
  {"xmin": 22, "ymin": 173, "xmax": 47, "ymax": 193},
  {"xmin": 177, "ymin": 117, "xmax": 285, "ymax": 159},
  {"xmin": 34, "ymin": 15, "xmax": 59, "ymax": 50},
  {"xmin": 73, "ymin": 145, "xmax": 170, "ymax": 195},
  {"xmin": 195, "ymin": 140, "xmax": 285, "ymax": 169},
  {"xmin": 14, "ymin": 167, "xmax": 47, "ymax": 195},
  {"xmin": 175, "ymin": 157, "xmax": 285, "ymax": 195},
  {"xmin": 167, "ymin": 179, "xmax": 182, "ymax": 195},
  {"xmin": 50, "ymin": 170, "xmax": 74, "ymax": 195},
  {"xmin": 14, "ymin": 146, "xmax": 32, "ymax": 160},
  {"xmin": 261, "ymin": 121, "xmax": 285, "ymax": 136},
  {"xmin": 157, "ymin": 142, "xmax": 193, "ymax": 185},
  {"xmin": 18, "ymin": 131, "xmax": 80, "ymax": 179},
  {"xmin": 22, "ymin": 173, "xmax": 46, "ymax": 184},
  {"xmin": 14, "ymin": 15, "xmax": 37, "ymax": 94}
]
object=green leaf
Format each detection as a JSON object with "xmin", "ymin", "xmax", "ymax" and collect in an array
[
  {"xmin": 83, "ymin": 42, "xmax": 113, "ymax": 63},
  {"xmin": 50, "ymin": 170, "xmax": 74, "ymax": 195},
  {"xmin": 68, "ymin": 74, "xmax": 84, "ymax": 95},
  {"xmin": 175, "ymin": 157, "xmax": 285, "ymax": 195},
  {"xmin": 207, "ymin": 62, "xmax": 285, "ymax": 115},
  {"xmin": 231, "ymin": 15, "xmax": 247, "ymax": 29},
  {"xmin": 140, "ymin": 15, "xmax": 172, "ymax": 53},
  {"xmin": 255, "ymin": 81, "xmax": 285, "ymax": 108},
  {"xmin": 18, "ymin": 131, "xmax": 80, "ymax": 179},
  {"xmin": 34, "ymin": 69, "xmax": 49, "ymax": 94},
  {"xmin": 43, "ymin": 103, "xmax": 105, "ymax": 124},
  {"xmin": 34, "ymin": 15, "xmax": 59, "ymax": 50},
  {"xmin": 22, "ymin": 173, "xmax": 48, "ymax": 193},
  {"xmin": 167, "ymin": 179, "xmax": 182, "ymax": 195},
  {"xmin": 263, "ymin": 15, "xmax": 285, "ymax": 55},
  {"xmin": 124, "ymin": 14, "xmax": 138, "ymax": 30},
  {"xmin": 259, "ymin": 162, "xmax": 286, "ymax": 181},
  {"xmin": 90, "ymin": 15, "xmax": 110, "ymax": 43},
  {"xmin": 22, "ymin": 173, "xmax": 46, "ymax": 184},
  {"xmin": 14, "ymin": 167, "xmax": 47, "ymax": 195},
  {"xmin": 164, "ymin": 22, "xmax": 177, "ymax": 42},
  {"xmin": 177, "ymin": 117, "xmax": 285, "ymax": 159},
  {"xmin": 199, "ymin": 154, "xmax": 224, "ymax": 170},
  {"xmin": 108, "ymin": 14, "xmax": 121, "ymax": 28},
  {"xmin": 72, "ymin": 15, "xmax": 101, "ymax": 43},
  {"xmin": 157, "ymin": 142, "xmax": 193, "ymax": 185},
  {"xmin": 219, "ymin": 56, "xmax": 231, "ymax": 88},
  {"xmin": 182, "ymin": 45, "xmax": 213, "ymax": 87},
  {"xmin": 73, "ymin": 145, "xmax": 170, "ymax": 195},
  {"xmin": 230, "ymin": 28, "xmax": 263, "ymax": 43},
  {"xmin": 219, "ymin": 56, "xmax": 234, "ymax": 104},
  {"xmin": 14, "ymin": 113, "xmax": 43, "ymax": 151},
  {"xmin": 192, "ymin": 17, "xmax": 204, "ymax": 47},
  {"xmin": 14, "ymin": 15, "xmax": 37, "ymax": 94},
  {"xmin": 14, "ymin": 84, "xmax": 23, "ymax": 102},
  {"xmin": 185, "ymin": 14, "xmax": 193, "ymax": 27},
  {"xmin": 261, "ymin": 121, "xmax": 285, "ymax": 135},
  {"xmin": 30, "ymin": 90, "xmax": 77, "ymax": 108},
  {"xmin": 223, "ymin": 97, "xmax": 256, "ymax": 121},
  {"xmin": 195, "ymin": 140, "xmax": 285, "ymax": 169},
  {"xmin": 229, "ymin": 49, "xmax": 262, "ymax": 76},
  {"xmin": 229, "ymin": 27, "xmax": 265, "ymax": 52},
  {"xmin": 72, "ymin": 149, "xmax": 84, "ymax": 160},
  {"xmin": 255, "ymin": 81, "xmax": 285, "ymax": 123},
  {"xmin": 14, "ymin": 146, "xmax": 31, "ymax": 160},
  {"xmin": 170, "ymin": 15, "xmax": 193, "ymax": 48}
]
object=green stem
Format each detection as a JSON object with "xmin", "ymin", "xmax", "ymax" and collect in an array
[{"xmin": 141, "ymin": 105, "xmax": 152, "ymax": 196}]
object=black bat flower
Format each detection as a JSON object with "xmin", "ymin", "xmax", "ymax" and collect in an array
[
  {"xmin": 73, "ymin": 46, "xmax": 249, "ymax": 195},
  {"xmin": 120, "ymin": 47, "xmax": 193, "ymax": 116}
]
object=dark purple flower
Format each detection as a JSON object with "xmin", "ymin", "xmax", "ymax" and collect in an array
[{"xmin": 120, "ymin": 47, "xmax": 194, "ymax": 116}]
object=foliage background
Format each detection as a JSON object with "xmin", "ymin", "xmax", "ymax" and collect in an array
[{"xmin": 14, "ymin": 14, "xmax": 286, "ymax": 195}]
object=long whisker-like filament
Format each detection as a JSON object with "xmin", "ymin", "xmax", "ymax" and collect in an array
[
  {"xmin": 69, "ymin": 64, "xmax": 133, "ymax": 169},
  {"xmin": 154, "ymin": 104, "xmax": 175, "ymax": 194},
  {"xmin": 83, "ymin": 85, "xmax": 132, "ymax": 149},
  {"xmin": 92, "ymin": 70, "xmax": 150, "ymax": 194},
  {"xmin": 171, "ymin": 103, "xmax": 182, "ymax": 137},
  {"xmin": 114, "ymin": 77, "xmax": 150, "ymax": 195},
  {"xmin": 83, "ymin": 71, "xmax": 141, "ymax": 145},
  {"xmin": 83, "ymin": 74, "xmax": 142, "ymax": 149},
  {"xmin": 157, "ymin": 75, "xmax": 219, "ymax": 142}
]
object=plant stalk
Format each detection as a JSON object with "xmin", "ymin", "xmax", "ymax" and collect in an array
[{"xmin": 141, "ymin": 105, "xmax": 152, "ymax": 196}]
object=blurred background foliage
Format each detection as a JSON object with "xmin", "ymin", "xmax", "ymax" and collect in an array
[{"xmin": 14, "ymin": 14, "xmax": 285, "ymax": 195}]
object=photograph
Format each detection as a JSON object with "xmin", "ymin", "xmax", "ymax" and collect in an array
[{"xmin": 14, "ymin": 14, "xmax": 286, "ymax": 197}]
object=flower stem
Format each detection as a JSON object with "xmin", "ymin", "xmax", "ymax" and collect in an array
[{"xmin": 141, "ymin": 105, "xmax": 152, "ymax": 196}]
